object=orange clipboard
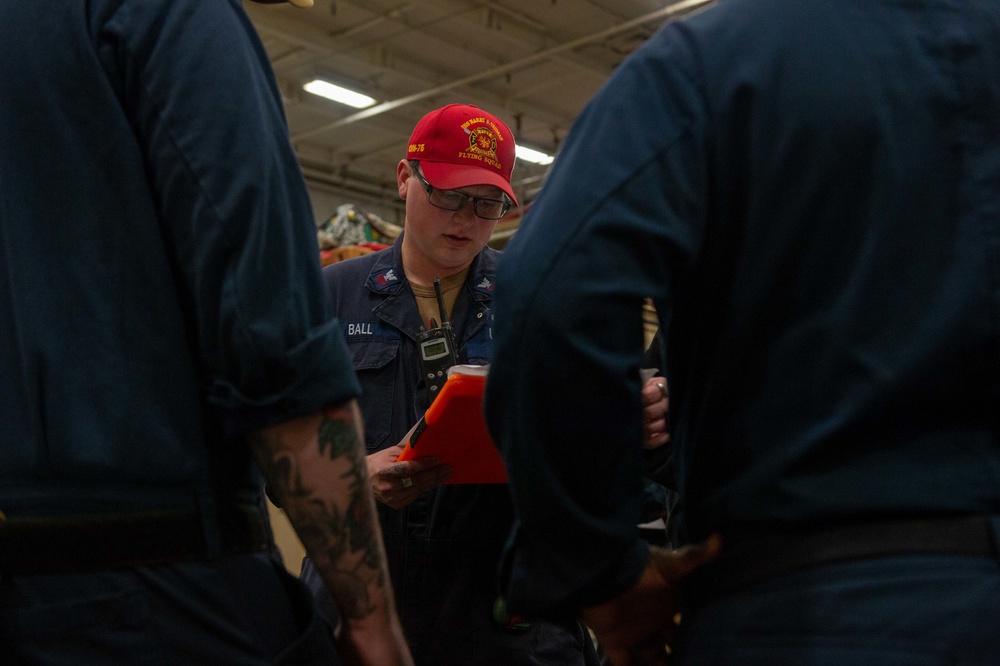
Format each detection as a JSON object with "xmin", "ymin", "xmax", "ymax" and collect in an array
[{"xmin": 397, "ymin": 365, "xmax": 508, "ymax": 484}]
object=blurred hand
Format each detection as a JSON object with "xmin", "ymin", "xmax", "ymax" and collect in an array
[
  {"xmin": 582, "ymin": 535, "xmax": 721, "ymax": 666},
  {"xmin": 338, "ymin": 611, "xmax": 413, "ymax": 666},
  {"xmin": 641, "ymin": 377, "xmax": 670, "ymax": 450},
  {"xmin": 367, "ymin": 425, "xmax": 452, "ymax": 509}
]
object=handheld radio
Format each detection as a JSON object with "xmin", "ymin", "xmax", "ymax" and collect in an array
[{"xmin": 416, "ymin": 277, "xmax": 458, "ymax": 403}]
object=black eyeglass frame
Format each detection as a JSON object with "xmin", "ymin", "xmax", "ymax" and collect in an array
[{"xmin": 409, "ymin": 161, "xmax": 513, "ymax": 220}]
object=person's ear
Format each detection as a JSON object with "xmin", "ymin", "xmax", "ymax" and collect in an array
[{"xmin": 397, "ymin": 160, "xmax": 412, "ymax": 200}]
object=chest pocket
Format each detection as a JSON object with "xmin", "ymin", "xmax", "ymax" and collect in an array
[
  {"xmin": 463, "ymin": 313, "xmax": 494, "ymax": 365},
  {"xmin": 349, "ymin": 338, "xmax": 400, "ymax": 451}
]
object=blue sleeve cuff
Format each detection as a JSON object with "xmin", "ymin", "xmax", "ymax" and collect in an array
[{"xmin": 208, "ymin": 318, "xmax": 360, "ymax": 439}]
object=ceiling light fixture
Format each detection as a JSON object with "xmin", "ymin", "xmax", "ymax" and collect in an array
[
  {"xmin": 516, "ymin": 145, "xmax": 554, "ymax": 165},
  {"xmin": 303, "ymin": 79, "xmax": 376, "ymax": 109}
]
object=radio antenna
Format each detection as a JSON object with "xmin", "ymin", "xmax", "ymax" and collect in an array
[{"xmin": 433, "ymin": 278, "xmax": 449, "ymax": 325}]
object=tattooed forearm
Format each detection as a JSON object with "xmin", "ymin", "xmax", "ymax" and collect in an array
[
  {"xmin": 319, "ymin": 409, "xmax": 385, "ymax": 573},
  {"xmin": 250, "ymin": 404, "xmax": 389, "ymax": 620}
]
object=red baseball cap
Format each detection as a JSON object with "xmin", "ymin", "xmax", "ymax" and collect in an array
[{"xmin": 407, "ymin": 104, "xmax": 518, "ymax": 206}]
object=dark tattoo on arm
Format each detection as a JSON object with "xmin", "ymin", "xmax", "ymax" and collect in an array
[
  {"xmin": 318, "ymin": 414, "xmax": 384, "ymax": 572},
  {"xmin": 253, "ymin": 407, "xmax": 386, "ymax": 620}
]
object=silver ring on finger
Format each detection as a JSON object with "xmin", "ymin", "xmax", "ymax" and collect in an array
[
  {"xmin": 401, "ymin": 477, "xmax": 413, "ymax": 489},
  {"xmin": 655, "ymin": 382, "xmax": 668, "ymax": 400}
]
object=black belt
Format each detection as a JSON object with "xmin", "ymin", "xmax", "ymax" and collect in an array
[
  {"xmin": 0, "ymin": 504, "xmax": 272, "ymax": 576},
  {"xmin": 687, "ymin": 514, "xmax": 999, "ymax": 608}
]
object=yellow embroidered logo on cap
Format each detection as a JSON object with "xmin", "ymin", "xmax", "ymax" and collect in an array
[{"xmin": 459, "ymin": 123, "xmax": 502, "ymax": 171}]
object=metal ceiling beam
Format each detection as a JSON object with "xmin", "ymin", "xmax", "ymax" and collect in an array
[
  {"xmin": 256, "ymin": 7, "xmax": 586, "ymax": 123},
  {"xmin": 259, "ymin": 4, "xmax": 417, "ymax": 75},
  {"xmin": 291, "ymin": 0, "xmax": 716, "ymax": 141}
]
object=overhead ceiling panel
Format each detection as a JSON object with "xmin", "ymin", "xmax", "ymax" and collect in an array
[{"xmin": 245, "ymin": 0, "xmax": 717, "ymax": 217}]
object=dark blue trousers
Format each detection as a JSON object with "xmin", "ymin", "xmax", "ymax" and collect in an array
[
  {"xmin": 679, "ymin": 554, "xmax": 1000, "ymax": 665},
  {"xmin": 0, "ymin": 553, "xmax": 339, "ymax": 665}
]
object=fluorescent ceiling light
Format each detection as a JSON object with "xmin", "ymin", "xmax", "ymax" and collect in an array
[
  {"xmin": 303, "ymin": 79, "xmax": 376, "ymax": 109},
  {"xmin": 516, "ymin": 145, "xmax": 554, "ymax": 165}
]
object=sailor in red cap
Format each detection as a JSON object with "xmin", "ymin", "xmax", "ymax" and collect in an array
[{"xmin": 306, "ymin": 104, "xmax": 599, "ymax": 664}]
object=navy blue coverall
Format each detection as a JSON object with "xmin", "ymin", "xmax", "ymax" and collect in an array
[
  {"xmin": 0, "ymin": 1, "xmax": 357, "ymax": 662},
  {"xmin": 485, "ymin": 0, "xmax": 1000, "ymax": 663},
  {"xmin": 313, "ymin": 235, "xmax": 592, "ymax": 665}
]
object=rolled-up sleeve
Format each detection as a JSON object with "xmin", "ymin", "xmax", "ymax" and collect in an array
[{"xmin": 99, "ymin": 0, "xmax": 359, "ymax": 437}]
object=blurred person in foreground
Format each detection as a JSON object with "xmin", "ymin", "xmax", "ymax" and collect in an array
[
  {"xmin": 484, "ymin": 0, "xmax": 1000, "ymax": 664},
  {"xmin": 0, "ymin": 1, "xmax": 409, "ymax": 663}
]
